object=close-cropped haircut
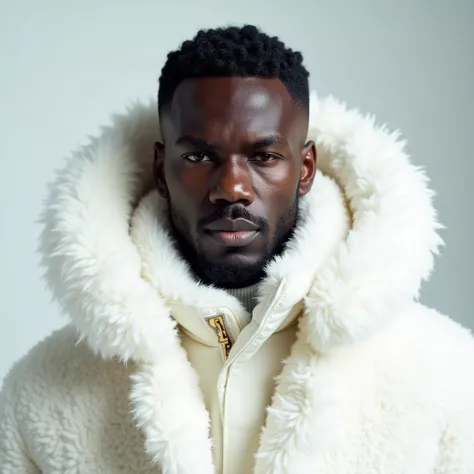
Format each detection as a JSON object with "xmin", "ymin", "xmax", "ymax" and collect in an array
[{"xmin": 158, "ymin": 25, "xmax": 310, "ymax": 116}]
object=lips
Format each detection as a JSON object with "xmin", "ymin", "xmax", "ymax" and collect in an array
[
  {"xmin": 205, "ymin": 218, "xmax": 259, "ymax": 232},
  {"xmin": 204, "ymin": 218, "xmax": 260, "ymax": 247}
]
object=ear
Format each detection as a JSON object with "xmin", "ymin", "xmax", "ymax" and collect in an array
[
  {"xmin": 298, "ymin": 140, "xmax": 317, "ymax": 196},
  {"xmin": 153, "ymin": 141, "xmax": 168, "ymax": 199}
]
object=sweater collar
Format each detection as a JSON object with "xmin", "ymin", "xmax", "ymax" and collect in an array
[{"xmin": 226, "ymin": 283, "xmax": 259, "ymax": 314}]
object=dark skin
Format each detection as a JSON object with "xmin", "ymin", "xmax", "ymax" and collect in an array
[{"xmin": 154, "ymin": 77, "xmax": 317, "ymax": 288}]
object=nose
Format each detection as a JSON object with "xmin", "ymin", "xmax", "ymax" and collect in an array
[{"xmin": 209, "ymin": 156, "xmax": 254, "ymax": 205}]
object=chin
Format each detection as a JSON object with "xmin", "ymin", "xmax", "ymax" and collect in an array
[
  {"xmin": 218, "ymin": 250, "xmax": 261, "ymax": 263},
  {"xmin": 196, "ymin": 252, "xmax": 268, "ymax": 288}
]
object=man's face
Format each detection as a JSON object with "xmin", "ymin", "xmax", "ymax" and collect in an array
[{"xmin": 155, "ymin": 77, "xmax": 316, "ymax": 288}]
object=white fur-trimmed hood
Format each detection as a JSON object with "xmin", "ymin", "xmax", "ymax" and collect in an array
[
  {"xmin": 38, "ymin": 92, "xmax": 443, "ymax": 472},
  {"xmin": 39, "ymin": 92, "xmax": 443, "ymax": 357}
]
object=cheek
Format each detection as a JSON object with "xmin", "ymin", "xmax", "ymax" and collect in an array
[
  {"xmin": 166, "ymin": 160, "xmax": 208, "ymax": 207},
  {"xmin": 164, "ymin": 162, "xmax": 208, "ymax": 236},
  {"xmin": 254, "ymin": 163, "xmax": 299, "ymax": 217}
]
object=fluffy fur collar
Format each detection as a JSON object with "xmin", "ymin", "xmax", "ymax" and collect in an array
[
  {"xmin": 129, "ymin": 165, "xmax": 350, "ymax": 342},
  {"xmin": 39, "ymin": 92, "xmax": 443, "ymax": 472}
]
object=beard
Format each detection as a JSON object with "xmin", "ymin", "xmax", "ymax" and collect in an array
[{"xmin": 168, "ymin": 198, "xmax": 299, "ymax": 289}]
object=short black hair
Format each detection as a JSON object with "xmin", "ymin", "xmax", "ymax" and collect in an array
[{"xmin": 158, "ymin": 25, "xmax": 310, "ymax": 116}]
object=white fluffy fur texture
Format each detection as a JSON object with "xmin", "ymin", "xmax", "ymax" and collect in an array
[
  {"xmin": 3, "ymin": 92, "xmax": 472, "ymax": 474},
  {"xmin": 303, "ymin": 95, "xmax": 443, "ymax": 351}
]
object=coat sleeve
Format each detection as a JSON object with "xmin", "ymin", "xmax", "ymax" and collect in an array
[{"xmin": 0, "ymin": 364, "xmax": 41, "ymax": 474}]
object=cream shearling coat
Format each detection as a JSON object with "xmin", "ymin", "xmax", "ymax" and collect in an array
[{"xmin": 1, "ymin": 93, "xmax": 474, "ymax": 474}]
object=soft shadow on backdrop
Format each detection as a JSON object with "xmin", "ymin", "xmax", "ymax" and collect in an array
[{"xmin": 0, "ymin": 0, "xmax": 472, "ymax": 381}]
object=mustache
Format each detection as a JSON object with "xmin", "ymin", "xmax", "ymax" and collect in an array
[{"xmin": 197, "ymin": 205, "xmax": 269, "ymax": 232}]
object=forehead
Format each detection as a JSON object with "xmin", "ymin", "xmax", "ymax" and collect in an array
[{"xmin": 163, "ymin": 77, "xmax": 305, "ymax": 141}]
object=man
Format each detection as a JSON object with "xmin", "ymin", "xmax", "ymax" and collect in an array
[{"xmin": 1, "ymin": 24, "xmax": 473, "ymax": 474}]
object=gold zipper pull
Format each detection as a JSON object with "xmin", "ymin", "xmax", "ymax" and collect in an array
[{"xmin": 206, "ymin": 315, "xmax": 233, "ymax": 360}]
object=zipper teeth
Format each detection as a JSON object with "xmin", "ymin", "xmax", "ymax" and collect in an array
[
  {"xmin": 221, "ymin": 317, "xmax": 233, "ymax": 361},
  {"xmin": 220, "ymin": 316, "xmax": 234, "ymax": 345}
]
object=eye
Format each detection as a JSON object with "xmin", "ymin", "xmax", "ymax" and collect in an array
[
  {"xmin": 251, "ymin": 153, "xmax": 280, "ymax": 162},
  {"xmin": 184, "ymin": 152, "xmax": 212, "ymax": 163}
]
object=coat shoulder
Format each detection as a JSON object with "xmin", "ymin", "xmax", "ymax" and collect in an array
[
  {"xmin": 401, "ymin": 302, "xmax": 474, "ymax": 358},
  {"xmin": 1, "ymin": 325, "xmax": 137, "ymax": 440},
  {"xmin": 375, "ymin": 302, "xmax": 474, "ymax": 401},
  {"xmin": 2, "ymin": 325, "xmax": 135, "ymax": 399}
]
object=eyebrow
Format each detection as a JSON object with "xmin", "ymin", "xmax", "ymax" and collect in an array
[
  {"xmin": 252, "ymin": 134, "xmax": 288, "ymax": 148},
  {"xmin": 175, "ymin": 133, "xmax": 288, "ymax": 150},
  {"xmin": 175, "ymin": 135, "xmax": 218, "ymax": 151}
]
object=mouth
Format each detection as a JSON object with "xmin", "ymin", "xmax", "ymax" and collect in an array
[
  {"xmin": 205, "ymin": 230, "xmax": 259, "ymax": 247},
  {"xmin": 203, "ymin": 218, "xmax": 260, "ymax": 248}
]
